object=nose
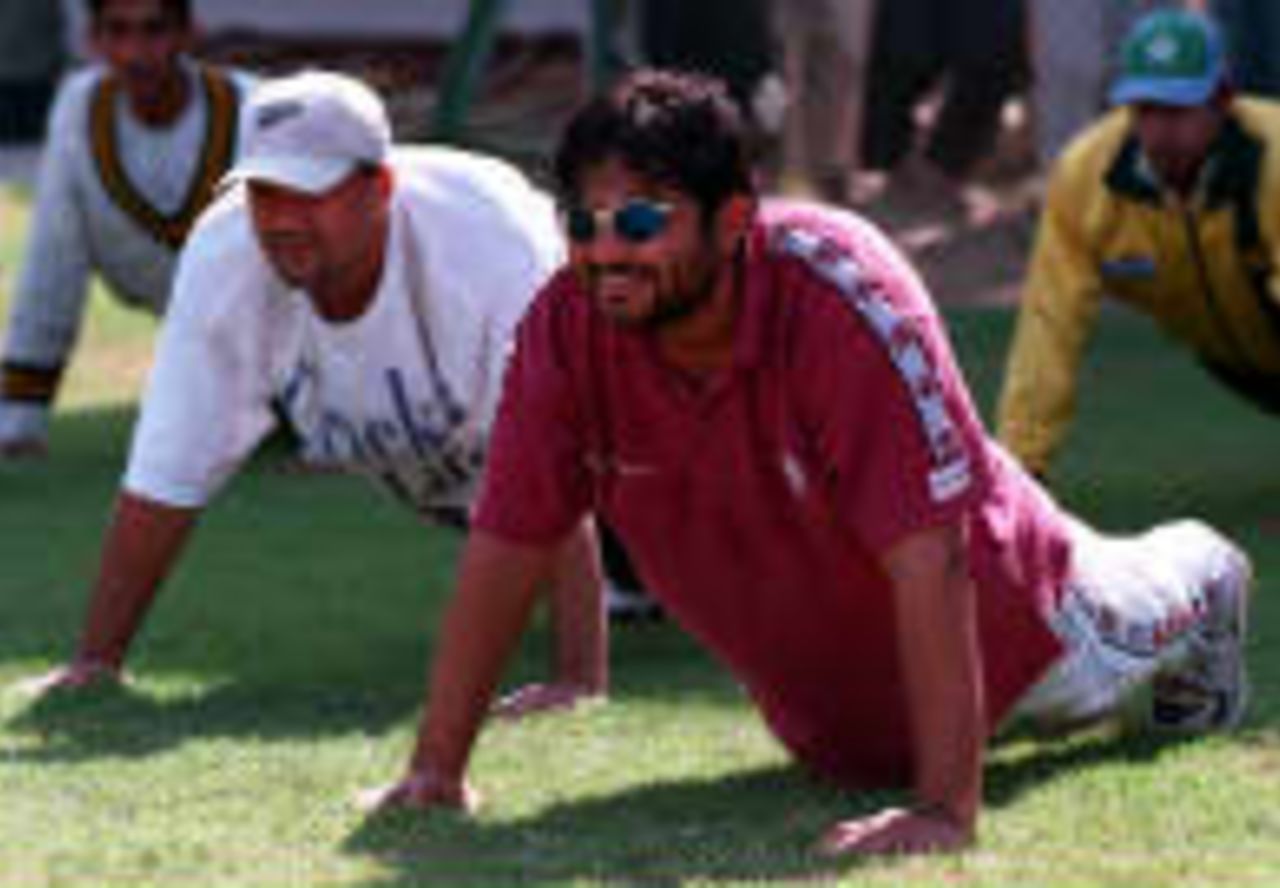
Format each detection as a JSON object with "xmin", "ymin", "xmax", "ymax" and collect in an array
[
  {"xmin": 249, "ymin": 186, "xmax": 312, "ymax": 231},
  {"xmin": 113, "ymin": 26, "xmax": 164, "ymax": 64},
  {"xmin": 576, "ymin": 223, "xmax": 637, "ymax": 266}
]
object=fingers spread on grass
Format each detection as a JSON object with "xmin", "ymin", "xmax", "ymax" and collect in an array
[
  {"xmin": 12, "ymin": 660, "xmax": 121, "ymax": 698},
  {"xmin": 491, "ymin": 682, "xmax": 605, "ymax": 720},
  {"xmin": 817, "ymin": 807, "xmax": 972, "ymax": 858},
  {"xmin": 356, "ymin": 772, "xmax": 479, "ymax": 814}
]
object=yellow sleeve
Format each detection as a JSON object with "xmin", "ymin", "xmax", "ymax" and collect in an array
[
  {"xmin": 996, "ymin": 163, "xmax": 1104, "ymax": 477},
  {"xmin": 1257, "ymin": 134, "xmax": 1280, "ymax": 314}
]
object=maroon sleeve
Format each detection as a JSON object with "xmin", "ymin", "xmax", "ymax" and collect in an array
[
  {"xmin": 796, "ymin": 269, "xmax": 990, "ymax": 556},
  {"xmin": 472, "ymin": 278, "xmax": 593, "ymax": 545}
]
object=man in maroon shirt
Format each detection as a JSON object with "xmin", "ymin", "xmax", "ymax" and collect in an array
[{"xmin": 365, "ymin": 70, "xmax": 1251, "ymax": 857}]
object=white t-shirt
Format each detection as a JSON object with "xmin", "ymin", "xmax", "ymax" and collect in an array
[{"xmin": 123, "ymin": 146, "xmax": 564, "ymax": 516}]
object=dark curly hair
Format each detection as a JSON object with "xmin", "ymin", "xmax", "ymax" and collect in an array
[
  {"xmin": 87, "ymin": 0, "xmax": 192, "ymax": 27},
  {"xmin": 552, "ymin": 69, "xmax": 756, "ymax": 222}
]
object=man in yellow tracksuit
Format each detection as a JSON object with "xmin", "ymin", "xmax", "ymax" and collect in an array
[{"xmin": 998, "ymin": 9, "xmax": 1280, "ymax": 478}]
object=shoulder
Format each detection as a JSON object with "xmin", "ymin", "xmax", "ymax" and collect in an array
[
  {"xmin": 390, "ymin": 146, "xmax": 563, "ymax": 265},
  {"xmin": 1230, "ymin": 96, "xmax": 1280, "ymax": 139},
  {"xmin": 52, "ymin": 66, "xmax": 104, "ymax": 105},
  {"xmin": 185, "ymin": 183, "xmax": 255, "ymax": 252},
  {"xmin": 43, "ymin": 67, "xmax": 104, "ymax": 135},
  {"xmin": 168, "ymin": 186, "xmax": 276, "ymax": 325},
  {"xmin": 760, "ymin": 201, "xmax": 936, "ymax": 328},
  {"xmin": 1046, "ymin": 109, "xmax": 1131, "ymax": 196},
  {"xmin": 1228, "ymin": 98, "xmax": 1280, "ymax": 187},
  {"xmin": 748, "ymin": 203, "xmax": 960, "ymax": 394},
  {"xmin": 390, "ymin": 146, "xmax": 552, "ymax": 215},
  {"xmin": 218, "ymin": 66, "xmax": 260, "ymax": 97}
]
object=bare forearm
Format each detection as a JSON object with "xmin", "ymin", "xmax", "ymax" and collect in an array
[
  {"xmin": 548, "ymin": 520, "xmax": 608, "ymax": 694},
  {"xmin": 884, "ymin": 527, "xmax": 985, "ymax": 830},
  {"xmin": 410, "ymin": 532, "xmax": 554, "ymax": 779},
  {"xmin": 905, "ymin": 607, "xmax": 984, "ymax": 829},
  {"xmin": 76, "ymin": 490, "xmax": 199, "ymax": 667}
]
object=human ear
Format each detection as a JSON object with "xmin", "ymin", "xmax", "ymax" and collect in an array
[{"xmin": 715, "ymin": 195, "xmax": 756, "ymax": 252}]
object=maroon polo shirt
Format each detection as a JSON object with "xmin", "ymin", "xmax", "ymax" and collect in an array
[{"xmin": 476, "ymin": 201, "xmax": 1069, "ymax": 788}]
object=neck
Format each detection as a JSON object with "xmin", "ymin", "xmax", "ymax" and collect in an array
[
  {"xmin": 312, "ymin": 218, "xmax": 390, "ymax": 324},
  {"xmin": 129, "ymin": 66, "xmax": 192, "ymax": 127},
  {"xmin": 311, "ymin": 259, "xmax": 385, "ymax": 323},
  {"xmin": 656, "ymin": 257, "xmax": 742, "ymax": 375}
]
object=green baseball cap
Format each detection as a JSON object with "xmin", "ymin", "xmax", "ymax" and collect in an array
[{"xmin": 1110, "ymin": 10, "xmax": 1228, "ymax": 107}]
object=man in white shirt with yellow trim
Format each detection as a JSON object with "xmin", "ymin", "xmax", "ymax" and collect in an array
[{"xmin": 0, "ymin": 0, "xmax": 254, "ymax": 456}]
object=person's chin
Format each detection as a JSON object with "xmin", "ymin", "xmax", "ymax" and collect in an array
[
  {"xmin": 599, "ymin": 305, "xmax": 649, "ymax": 328},
  {"xmin": 595, "ymin": 291, "xmax": 653, "ymax": 326}
]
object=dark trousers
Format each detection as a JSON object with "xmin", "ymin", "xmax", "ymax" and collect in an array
[
  {"xmin": 639, "ymin": 0, "xmax": 775, "ymax": 113},
  {"xmin": 599, "ymin": 520, "xmax": 643, "ymax": 591},
  {"xmin": 862, "ymin": 0, "xmax": 1026, "ymax": 176},
  {"xmin": 1213, "ymin": 0, "xmax": 1280, "ymax": 97},
  {"xmin": 0, "ymin": 80, "xmax": 57, "ymax": 144}
]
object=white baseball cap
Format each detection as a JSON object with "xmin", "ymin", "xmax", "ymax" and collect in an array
[{"xmin": 228, "ymin": 70, "xmax": 391, "ymax": 195}]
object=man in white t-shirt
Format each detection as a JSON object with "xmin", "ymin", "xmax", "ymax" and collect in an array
[
  {"xmin": 0, "ymin": 0, "xmax": 255, "ymax": 455},
  {"xmin": 25, "ymin": 70, "xmax": 607, "ymax": 713}
]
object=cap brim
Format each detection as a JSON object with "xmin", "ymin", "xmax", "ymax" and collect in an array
[
  {"xmin": 1110, "ymin": 75, "xmax": 1218, "ymax": 107},
  {"xmin": 223, "ymin": 154, "xmax": 357, "ymax": 195}
]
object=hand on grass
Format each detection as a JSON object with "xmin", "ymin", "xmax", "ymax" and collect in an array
[
  {"xmin": 14, "ymin": 659, "xmax": 121, "ymax": 697},
  {"xmin": 357, "ymin": 769, "xmax": 479, "ymax": 814},
  {"xmin": 490, "ymin": 681, "xmax": 605, "ymax": 720},
  {"xmin": 817, "ymin": 806, "xmax": 973, "ymax": 858}
]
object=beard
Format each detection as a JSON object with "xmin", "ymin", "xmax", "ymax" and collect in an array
[{"xmin": 585, "ymin": 250, "xmax": 726, "ymax": 332}]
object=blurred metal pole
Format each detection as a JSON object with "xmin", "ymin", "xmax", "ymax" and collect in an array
[
  {"xmin": 430, "ymin": 0, "xmax": 514, "ymax": 143},
  {"xmin": 432, "ymin": 0, "xmax": 622, "ymax": 143},
  {"xmin": 586, "ymin": 0, "xmax": 624, "ymax": 91}
]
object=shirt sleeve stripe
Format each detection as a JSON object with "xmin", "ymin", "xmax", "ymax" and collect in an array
[{"xmin": 775, "ymin": 227, "xmax": 973, "ymax": 503}]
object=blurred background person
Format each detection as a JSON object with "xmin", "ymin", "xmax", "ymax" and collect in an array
[
  {"xmin": 0, "ymin": 0, "xmax": 69, "ymax": 146},
  {"xmin": 1210, "ymin": 0, "xmax": 1280, "ymax": 97},
  {"xmin": 858, "ymin": 0, "xmax": 1027, "ymax": 213},
  {"xmin": 999, "ymin": 9, "xmax": 1280, "ymax": 479},
  {"xmin": 773, "ymin": 0, "xmax": 877, "ymax": 203},
  {"xmin": 1028, "ymin": 0, "xmax": 1190, "ymax": 170},
  {"xmin": 636, "ymin": 0, "xmax": 783, "ymax": 135},
  {"xmin": 0, "ymin": 0, "xmax": 255, "ymax": 457}
]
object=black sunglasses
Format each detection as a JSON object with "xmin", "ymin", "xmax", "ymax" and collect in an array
[{"xmin": 564, "ymin": 199, "xmax": 674, "ymax": 245}]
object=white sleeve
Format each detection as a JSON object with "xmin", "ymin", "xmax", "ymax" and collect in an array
[
  {"xmin": 3, "ymin": 74, "xmax": 94, "ymax": 375},
  {"xmin": 462, "ymin": 181, "xmax": 562, "ymax": 434},
  {"xmin": 122, "ymin": 194, "xmax": 284, "ymax": 507},
  {"xmin": 229, "ymin": 69, "xmax": 260, "ymax": 158},
  {"xmin": 486, "ymin": 186, "xmax": 563, "ymax": 421}
]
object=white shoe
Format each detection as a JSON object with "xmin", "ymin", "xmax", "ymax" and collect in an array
[
  {"xmin": 606, "ymin": 581, "xmax": 663, "ymax": 623},
  {"xmin": 1150, "ymin": 544, "xmax": 1251, "ymax": 732}
]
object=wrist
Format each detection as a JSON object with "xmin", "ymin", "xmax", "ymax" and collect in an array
[
  {"xmin": 0, "ymin": 400, "xmax": 50, "ymax": 441},
  {"xmin": 564, "ymin": 676, "xmax": 608, "ymax": 697},
  {"xmin": 403, "ymin": 764, "xmax": 469, "ymax": 807},
  {"xmin": 70, "ymin": 650, "xmax": 123, "ymax": 675},
  {"xmin": 915, "ymin": 799, "xmax": 976, "ymax": 835}
]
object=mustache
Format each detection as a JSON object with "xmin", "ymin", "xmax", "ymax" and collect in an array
[
  {"xmin": 259, "ymin": 230, "xmax": 311, "ymax": 246},
  {"xmin": 120, "ymin": 62, "xmax": 165, "ymax": 81},
  {"xmin": 585, "ymin": 263, "xmax": 654, "ymax": 281}
]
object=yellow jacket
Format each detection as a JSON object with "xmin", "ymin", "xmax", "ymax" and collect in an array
[{"xmin": 997, "ymin": 98, "xmax": 1280, "ymax": 476}]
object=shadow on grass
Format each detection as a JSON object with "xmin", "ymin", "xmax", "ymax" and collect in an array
[
  {"xmin": 3, "ymin": 675, "xmax": 424, "ymax": 762},
  {"xmin": 344, "ymin": 765, "xmax": 866, "ymax": 885},
  {"xmin": 2, "ymin": 660, "xmax": 733, "ymax": 767},
  {"xmin": 338, "ymin": 728, "xmax": 1215, "ymax": 886}
]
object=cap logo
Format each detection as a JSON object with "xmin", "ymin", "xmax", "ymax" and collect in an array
[
  {"xmin": 1145, "ymin": 33, "xmax": 1180, "ymax": 66},
  {"xmin": 256, "ymin": 100, "xmax": 306, "ymax": 131}
]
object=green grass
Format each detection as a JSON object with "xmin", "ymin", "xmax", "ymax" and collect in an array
[{"xmin": 2, "ymin": 186, "xmax": 1280, "ymax": 886}]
